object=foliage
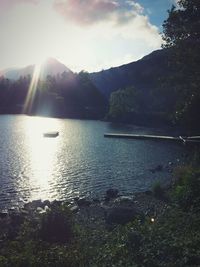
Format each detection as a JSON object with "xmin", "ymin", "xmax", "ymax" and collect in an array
[
  {"xmin": 0, "ymin": 72, "xmax": 106, "ymax": 119},
  {"xmin": 172, "ymin": 165, "xmax": 200, "ymax": 211},
  {"xmin": 108, "ymin": 86, "xmax": 142, "ymax": 121},
  {"xmin": 162, "ymin": 0, "xmax": 200, "ymax": 132},
  {"xmin": 1, "ymin": 210, "xmax": 200, "ymax": 267},
  {"xmin": 1, "ymin": 162, "xmax": 200, "ymax": 267},
  {"xmin": 152, "ymin": 181, "xmax": 165, "ymax": 199},
  {"xmin": 39, "ymin": 205, "xmax": 74, "ymax": 243}
]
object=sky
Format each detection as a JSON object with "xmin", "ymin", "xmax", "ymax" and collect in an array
[{"xmin": 0, "ymin": 0, "xmax": 176, "ymax": 72}]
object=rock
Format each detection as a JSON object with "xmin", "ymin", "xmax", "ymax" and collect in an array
[
  {"xmin": 69, "ymin": 205, "xmax": 79, "ymax": 213},
  {"xmin": 105, "ymin": 207, "xmax": 140, "ymax": 225},
  {"xmin": 155, "ymin": 164, "xmax": 163, "ymax": 171},
  {"xmin": 93, "ymin": 198, "xmax": 101, "ymax": 204},
  {"xmin": 114, "ymin": 196, "xmax": 133, "ymax": 204},
  {"xmin": 149, "ymin": 164, "xmax": 163, "ymax": 173},
  {"xmin": 24, "ymin": 199, "xmax": 43, "ymax": 210},
  {"xmin": 76, "ymin": 198, "xmax": 91, "ymax": 207},
  {"xmin": 9, "ymin": 207, "xmax": 19, "ymax": 212},
  {"xmin": 50, "ymin": 200, "xmax": 62, "ymax": 208},
  {"xmin": 20, "ymin": 209, "xmax": 29, "ymax": 215},
  {"xmin": 36, "ymin": 207, "xmax": 46, "ymax": 214},
  {"xmin": 144, "ymin": 190, "xmax": 152, "ymax": 196},
  {"xmin": 0, "ymin": 212, "xmax": 8, "ymax": 219},
  {"xmin": 44, "ymin": 206, "xmax": 51, "ymax": 212},
  {"xmin": 43, "ymin": 200, "xmax": 51, "ymax": 207},
  {"xmin": 149, "ymin": 168, "xmax": 156, "ymax": 173},
  {"xmin": 105, "ymin": 189, "xmax": 119, "ymax": 201}
]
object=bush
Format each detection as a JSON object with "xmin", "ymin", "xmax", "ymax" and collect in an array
[
  {"xmin": 172, "ymin": 166, "xmax": 200, "ymax": 211},
  {"xmin": 152, "ymin": 181, "xmax": 165, "ymax": 199},
  {"xmin": 39, "ymin": 205, "xmax": 74, "ymax": 243}
]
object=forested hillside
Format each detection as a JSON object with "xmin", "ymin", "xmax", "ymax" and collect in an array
[{"xmin": 0, "ymin": 71, "xmax": 106, "ymax": 119}]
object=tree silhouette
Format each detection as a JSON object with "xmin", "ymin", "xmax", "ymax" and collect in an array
[{"xmin": 162, "ymin": 0, "xmax": 200, "ymax": 132}]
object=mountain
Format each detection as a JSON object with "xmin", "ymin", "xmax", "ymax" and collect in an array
[
  {"xmin": 89, "ymin": 48, "xmax": 172, "ymax": 99},
  {"xmin": 0, "ymin": 58, "xmax": 72, "ymax": 80},
  {"xmin": 40, "ymin": 58, "xmax": 72, "ymax": 79},
  {"xmin": 0, "ymin": 50, "xmax": 174, "ymax": 123},
  {"xmin": 89, "ymin": 48, "xmax": 177, "ymax": 126},
  {"xmin": 0, "ymin": 63, "xmax": 107, "ymax": 120}
]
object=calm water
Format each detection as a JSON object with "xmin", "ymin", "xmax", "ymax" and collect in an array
[{"xmin": 0, "ymin": 115, "xmax": 186, "ymax": 209}]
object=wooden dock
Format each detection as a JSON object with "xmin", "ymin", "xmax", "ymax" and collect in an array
[{"xmin": 104, "ymin": 133, "xmax": 200, "ymax": 143}]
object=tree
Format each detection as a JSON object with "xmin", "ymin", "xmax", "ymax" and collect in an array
[
  {"xmin": 108, "ymin": 87, "xmax": 140, "ymax": 120},
  {"xmin": 162, "ymin": 0, "xmax": 200, "ymax": 132}
]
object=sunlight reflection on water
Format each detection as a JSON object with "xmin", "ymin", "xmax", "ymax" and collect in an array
[
  {"xmin": 0, "ymin": 115, "xmax": 187, "ymax": 209},
  {"xmin": 24, "ymin": 117, "xmax": 60, "ymax": 201}
]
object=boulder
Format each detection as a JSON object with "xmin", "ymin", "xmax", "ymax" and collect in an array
[
  {"xmin": 105, "ymin": 189, "xmax": 119, "ymax": 201},
  {"xmin": 0, "ymin": 212, "xmax": 8, "ymax": 219},
  {"xmin": 24, "ymin": 199, "xmax": 43, "ymax": 210},
  {"xmin": 114, "ymin": 196, "xmax": 133, "ymax": 204},
  {"xmin": 155, "ymin": 164, "xmax": 163, "ymax": 172},
  {"xmin": 149, "ymin": 164, "xmax": 163, "ymax": 173},
  {"xmin": 76, "ymin": 198, "xmax": 91, "ymax": 207},
  {"xmin": 105, "ymin": 207, "xmax": 140, "ymax": 225},
  {"xmin": 50, "ymin": 200, "xmax": 62, "ymax": 208},
  {"xmin": 144, "ymin": 190, "xmax": 153, "ymax": 196},
  {"xmin": 69, "ymin": 205, "xmax": 79, "ymax": 213},
  {"xmin": 43, "ymin": 200, "xmax": 51, "ymax": 207}
]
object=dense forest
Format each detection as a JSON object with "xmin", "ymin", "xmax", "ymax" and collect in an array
[
  {"xmin": 0, "ymin": 71, "xmax": 107, "ymax": 119},
  {"xmin": 92, "ymin": 0, "xmax": 200, "ymax": 133}
]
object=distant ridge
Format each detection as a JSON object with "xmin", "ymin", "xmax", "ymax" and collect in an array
[
  {"xmin": 89, "ymin": 48, "xmax": 172, "ymax": 98},
  {"xmin": 0, "ymin": 58, "xmax": 72, "ymax": 80}
]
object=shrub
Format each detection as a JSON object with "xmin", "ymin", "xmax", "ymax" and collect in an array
[
  {"xmin": 172, "ymin": 166, "xmax": 200, "ymax": 211},
  {"xmin": 39, "ymin": 205, "xmax": 74, "ymax": 243},
  {"xmin": 152, "ymin": 181, "xmax": 165, "ymax": 199}
]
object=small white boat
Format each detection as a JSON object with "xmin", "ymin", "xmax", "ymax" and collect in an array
[{"xmin": 43, "ymin": 131, "xmax": 59, "ymax": 138}]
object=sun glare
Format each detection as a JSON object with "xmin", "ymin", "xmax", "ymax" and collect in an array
[
  {"xmin": 24, "ymin": 117, "xmax": 60, "ymax": 201},
  {"xmin": 23, "ymin": 63, "xmax": 41, "ymax": 114}
]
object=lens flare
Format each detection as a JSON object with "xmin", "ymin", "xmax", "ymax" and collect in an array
[{"xmin": 23, "ymin": 63, "xmax": 41, "ymax": 114}]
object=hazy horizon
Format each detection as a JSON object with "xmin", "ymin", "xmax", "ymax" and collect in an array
[
  {"xmin": 0, "ymin": 49, "xmax": 162, "ymax": 74},
  {"xmin": 0, "ymin": 0, "xmax": 176, "ymax": 72}
]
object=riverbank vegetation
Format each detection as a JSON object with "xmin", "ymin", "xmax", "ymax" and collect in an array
[{"xmin": 0, "ymin": 155, "xmax": 200, "ymax": 267}]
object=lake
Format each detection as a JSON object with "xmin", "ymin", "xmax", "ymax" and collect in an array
[{"xmin": 0, "ymin": 115, "xmax": 186, "ymax": 209}]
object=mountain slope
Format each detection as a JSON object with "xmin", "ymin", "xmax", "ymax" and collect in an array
[
  {"xmin": 90, "ymin": 48, "xmax": 178, "ymax": 125},
  {"xmin": 89, "ymin": 49, "xmax": 172, "ymax": 98},
  {"xmin": 0, "ymin": 58, "xmax": 72, "ymax": 80}
]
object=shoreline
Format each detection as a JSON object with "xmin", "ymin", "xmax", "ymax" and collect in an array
[
  {"xmin": 0, "ymin": 189, "xmax": 170, "ymax": 240},
  {"xmin": 0, "ymin": 113, "xmax": 185, "ymax": 134}
]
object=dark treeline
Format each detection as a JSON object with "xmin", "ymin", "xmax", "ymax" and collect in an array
[
  {"xmin": 107, "ymin": 0, "xmax": 200, "ymax": 133},
  {"xmin": 0, "ymin": 0, "xmax": 199, "ymax": 133},
  {"xmin": 0, "ymin": 71, "xmax": 107, "ymax": 119}
]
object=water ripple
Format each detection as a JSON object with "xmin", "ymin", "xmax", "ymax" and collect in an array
[{"xmin": 0, "ymin": 115, "xmax": 187, "ymax": 209}]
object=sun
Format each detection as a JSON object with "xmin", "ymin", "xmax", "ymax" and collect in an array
[
  {"xmin": 23, "ymin": 52, "xmax": 56, "ymax": 114},
  {"xmin": 23, "ymin": 60, "xmax": 44, "ymax": 114},
  {"xmin": 34, "ymin": 55, "xmax": 50, "ymax": 67}
]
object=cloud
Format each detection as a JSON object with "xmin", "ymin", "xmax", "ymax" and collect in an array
[
  {"xmin": 52, "ymin": 0, "xmax": 162, "ymax": 72},
  {"xmin": 0, "ymin": 0, "xmax": 163, "ymax": 72},
  {"xmin": 54, "ymin": 0, "xmax": 144, "ymax": 26}
]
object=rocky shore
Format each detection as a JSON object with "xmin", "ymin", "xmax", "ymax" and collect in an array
[{"xmin": 0, "ymin": 188, "xmax": 169, "ymax": 243}]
